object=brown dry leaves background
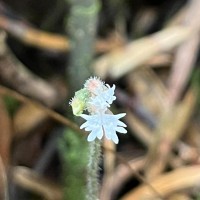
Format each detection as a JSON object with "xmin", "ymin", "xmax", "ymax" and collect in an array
[{"xmin": 0, "ymin": 0, "xmax": 199, "ymax": 199}]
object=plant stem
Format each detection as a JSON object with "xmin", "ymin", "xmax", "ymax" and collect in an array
[
  {"xmin": 67, "ymin": 0, "xmax": 100, "ymax": 91},
  {"xmin": 86, "ymin": 140, "xmax": 102, "ymax": 200}
]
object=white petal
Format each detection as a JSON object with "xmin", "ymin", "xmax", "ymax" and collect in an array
[
  {"xmin": 87, "ymin": 131, "xmax": 97, "ymax": 141},
  {"xmin": 115, "ymin": 113, "xmax": 126, "ymax": 119},
  {"xmin": 103, "ymin": 85, "xmax": 116, "ymax": 104},
  {"xmin": 110, "ymin": 133, "xmax": 119, "ymax": 144},
  {"xmin": 96, "ymin": 129, "xmax": 103, "ymax": 139},
  {"xmin": 116, "ymin": 127, "xmax": 127, "ymax": 134},
  {"xmin": 117, "ymin": 120, "xmax": 127, "ymax": 127},
  {"xmin": 104, "ymin": 126, "xmax": 112, "ymax": 140},
  {"xmin": 80, "ymin": 124, "xmax": 86, "ymax": 129},
  {"xmin": 80, "ymin": 108, "xmax": 126, "ymax": 143},
  {"xmin": 80, "ymin": 121, "xmax": 88, "ymax": 129},
  {"xmin": 80, "ymin": 114, "xmax": 90, "ymax": 120}
]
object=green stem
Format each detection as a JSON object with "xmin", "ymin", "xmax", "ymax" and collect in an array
[
  {"xmin": 67, "ymin": 0, "xmax": 100, "ymax": 91},
  {"xmin": 64, "ymin": 1, "xmax": 101, "ymax": 199},
  {"xmin": 86, "ymin": 140, "xmax": 102, "ymax": 200}
]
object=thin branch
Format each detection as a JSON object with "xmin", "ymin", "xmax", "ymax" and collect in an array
[
  {"xmin": 167, "ymin": 0, "xmax": 200, "ymax": 105},
  {"xmin": 12, "ymin": 166, "xmax": 62, "ymax": 200},
  {"xmin": 0, "ymin": 33, "xmax": 65, "ymax": 107},
  {"xmin": 0, "ymin": 156, "xmax": 8, "ymax": 200},
  {"xmin": 0, "ymin": 5, "xmax": 124, "ymax": 53},
  {"xmin": 0, "ymin": 14, "xmax": 69, "ymax": 52},
  {"xmin": 0, "ymin": 85, "xmax": 82, "ymax": 135},
  {"xmin": 67, "ymin": 0, "xmax": 100, "ymax": 91},
  {"xmin": 93, "ymin": 26, "xmax": 193, "ymax": 79}
]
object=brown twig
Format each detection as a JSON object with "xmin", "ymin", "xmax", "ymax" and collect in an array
[
  {"xmin": 0, "ymin": 14, "xmax": 69, "ymax": 52},
  {"xmin": 127, "ymin": 68, "xmax": 169, "ymax": 116},
  {"xmin": 0, "ymin": 156, "xmax": 8, "ymax": 200},
  {"xmin": 0, "ymin": 84, "xmax": 82, "ymax": 135},
  {"xmin": 94, "ymin": 26, "xmax": 192, "ymax": 79},
  {"xmin": 145, "ymin": 88, "xmax": 197, "ymax": 179},
  {"xmin": 122, "ymin": 165, "xmax": 200, "ymax": 200},
  {"xmin": 102, "ymin": 147, "xmax": 164, "ymax": 200},
  {"xmin": 0, "ymin": 96, "xmax": 12, "ymax": 167},
  {"xmin": 100, "ymin": 156, "xmax": 146, "ymax": 200},
  {"xmin": 167, "ymin": 0, "xmax": 200, "ymax": 105},
  {"xmin": 125, "ymin": 110, "xmax": 153, "ymax": 146},
  {"xmin": 12, "ymin": 166, "xmax": 62, "ymax": 200},
  {"xmin": 0, "ymin": 32, "xmax": 66, "ymax": 107},
  {"xmin": 0, "ymin": 12, "xmax": 124, "ymax": 53}
]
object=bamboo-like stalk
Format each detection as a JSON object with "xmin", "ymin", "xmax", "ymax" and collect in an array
[
  {"xmin": 67, "ymin": 0, "xmax": 100, "ymax": 91},
  {"xmin": 65, "ymin": 1, "xmax": 101, "ymax": 200}
]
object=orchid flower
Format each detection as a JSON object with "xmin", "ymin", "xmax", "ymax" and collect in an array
[{"xmin": 70, "ymin": 77, "xmax": 127, "ymax": 144}]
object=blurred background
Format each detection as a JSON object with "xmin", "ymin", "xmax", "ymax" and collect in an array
[{"xmin": 0, "ymin": 0, "xmax": 199, "ymax": 199}]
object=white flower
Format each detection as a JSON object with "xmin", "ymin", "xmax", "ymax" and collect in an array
[
  {"xmin": 97, "ymin": 84, "xmax": 116, "ymax": 105},
  {"xmin": 88, "ymin": 84, "xmax": 116, "ymax": 112},
  {"xmin": 70, "ymin": 76, "xmax": 127, "ymax": 144},
  {"xmin": 80, "ymin": 113, "xmax": 127, "ymax": 144}
]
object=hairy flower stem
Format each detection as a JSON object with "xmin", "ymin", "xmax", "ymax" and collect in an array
[{"xmin": 86, "ymin": 140, "xmax": 102, "ymax": 200}]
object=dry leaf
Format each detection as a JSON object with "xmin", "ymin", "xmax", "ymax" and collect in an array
[{"xmin": 121, "ymin": 166, "xmax": 200, "ymax": 200}]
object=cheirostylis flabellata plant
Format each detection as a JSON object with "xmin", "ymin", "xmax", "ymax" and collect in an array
[{"xmin": 69, "ymin": 77, "xmax": 127, "ymax": 200}]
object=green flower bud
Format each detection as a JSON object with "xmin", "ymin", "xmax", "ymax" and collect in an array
[{"xmin": 70, "ymin": 88, "xmax": 90, "ymax": 116}]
